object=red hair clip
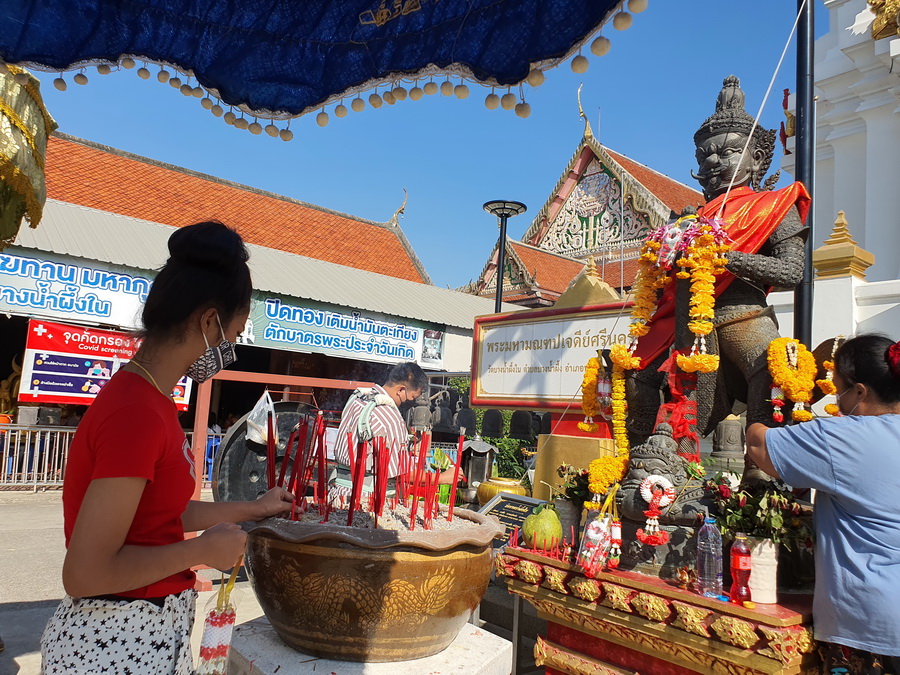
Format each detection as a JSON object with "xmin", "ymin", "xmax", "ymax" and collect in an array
[{"xmin": 886, "ymin": 342, "xmax": 900, "ymax": 378}]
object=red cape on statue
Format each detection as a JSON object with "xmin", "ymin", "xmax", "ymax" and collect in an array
[{"xmin": 633, "ymin": 182, "xmax": 811, "ymax": 368}]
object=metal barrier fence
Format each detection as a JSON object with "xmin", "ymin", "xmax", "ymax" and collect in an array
[
  {"xmin": 1, "ymin": 425, "xmax": 75, "ymax": 490},
  {"xmin": 0, "ymin": 426, "xmax": 227, "ymax": 490}
]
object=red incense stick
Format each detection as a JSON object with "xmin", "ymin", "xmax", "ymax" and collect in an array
[
  {"xmin": 266, "ymin": 411, "xmax": 276, "ymax": 490},
  {"xmin": 346, "ymin": 440, "xmax": 368, "ymax": 526},
  {"xmin": 277, "ymin": 427, "xmax": 298, "ymax": 489},
  {"xmin": 288, "ymin": 420, "xmax": 309, "ymax": 496},
  {"xmin": 447, "ymin": 428, "xmax": 466, "ymax": 522},
  {"xmin": 314, "ymin": 412, "xmax": 326, "ymax": 510}
]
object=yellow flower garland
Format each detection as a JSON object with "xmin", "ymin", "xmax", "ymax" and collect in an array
[
  {"xmin": 818, "ymin": 334, "xmax": 845, "ymax": 416},
  {"xmin": 768, "ymin": 337, "xmax": 817, "ymax": 422},
  {"xmin": 611, "ymin": 363, "xmax": 629, "ymax": 456},
  {"xmin": 624, "ymin": 217, "xmax": 729, "ymax": 375},
  {"xmin": 675, "ymin": 224, "xmax": 729, "ymax": 373},
  {"xmin": 587, "ymin": 455, "xmax": 629, "ymax": 497},
  {"xmin": 577, "ymin": 357, "xmax": 601, "ymax": 432}
]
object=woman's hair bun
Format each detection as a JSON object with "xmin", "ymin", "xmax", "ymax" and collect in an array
[{"xmin": 167, "ymin": 221, "xmax": 249, "ymax": 272}]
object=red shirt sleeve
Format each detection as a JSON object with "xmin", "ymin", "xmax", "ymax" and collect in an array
[{"xmin": 90, "ymin": 404, "xmax": 168, "ymax": 482}]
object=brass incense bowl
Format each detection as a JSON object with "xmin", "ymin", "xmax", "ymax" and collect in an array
[{"xmin": 244, "ymin": 509, "xmax": 504, "ymax": 662}]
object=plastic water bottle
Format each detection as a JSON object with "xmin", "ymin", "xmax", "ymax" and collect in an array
[
  {"xmin": 730, "ymin": 532, "xmax": 752, "ymax": 604},
  {"xmin": 696, "ymin": 517, "xmax": 723, "ymax": 597}
]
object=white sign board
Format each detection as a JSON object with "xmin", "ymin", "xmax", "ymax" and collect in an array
[{"xmin": 472, "ymin": 304, "xmax": 629, "ymax": 410}]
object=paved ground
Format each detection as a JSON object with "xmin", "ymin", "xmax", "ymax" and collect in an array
[
  {"xmin": 0, "ymin": 490, "xmax": 535, "ymax": 675},
  {"xmin": 0, "ymin": 489, "xmax": 264, "ymax": 675}
]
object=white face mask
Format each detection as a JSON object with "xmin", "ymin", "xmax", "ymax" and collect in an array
[{"xmin": 836, "ymin": 386, "xmax": 860, "ymax": 416}]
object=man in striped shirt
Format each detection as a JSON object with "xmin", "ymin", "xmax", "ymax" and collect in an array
[{"xmin": 331, "ymin": 363, "xmax": 427, "ymax": 496}]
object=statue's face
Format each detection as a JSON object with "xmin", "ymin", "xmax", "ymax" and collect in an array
[{"xmin": 693, "ymin": 131, "xmax": 761, "ymax": 199}]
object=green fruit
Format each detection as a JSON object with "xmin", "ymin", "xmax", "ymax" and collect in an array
[{"xmin": 521, "ymin": 504, "xmax": 563, "ymax": 550}]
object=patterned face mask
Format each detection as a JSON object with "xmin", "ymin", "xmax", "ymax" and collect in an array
[{"xmin": 185, "ymin": 314, "xmax": 237, "ymax": 383}]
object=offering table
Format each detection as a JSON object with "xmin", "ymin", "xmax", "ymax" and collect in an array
[{"xmin": 496, "ymin": 547, "xmax": 819, "ymax": 675}]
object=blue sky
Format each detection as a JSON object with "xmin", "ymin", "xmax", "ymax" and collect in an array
[{"xmin": 30, "ymin": 1, "xmax": 828, "ymax": 289}]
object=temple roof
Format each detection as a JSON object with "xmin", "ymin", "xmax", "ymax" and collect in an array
[
  {"xmin": 508, "ymin": 241, "xmax": 586, "ymax": 296},
  {"xmin": 44, "ymin": 133, "xmax": 431, "ymax": 284}
]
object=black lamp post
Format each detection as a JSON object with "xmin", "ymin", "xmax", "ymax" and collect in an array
[{"xmin": 483, "ymin": 200, "xmax": 527, "ymax": 313}]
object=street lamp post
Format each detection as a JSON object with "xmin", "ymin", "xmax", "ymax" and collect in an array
[{"xmin": 483, "ymin": 200, "xmax": 527, "ymax": 313}]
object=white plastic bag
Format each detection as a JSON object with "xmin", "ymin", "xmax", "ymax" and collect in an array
[{"xmin": 246, "ymin": 389, "xmax": 276, "ymax": 445}]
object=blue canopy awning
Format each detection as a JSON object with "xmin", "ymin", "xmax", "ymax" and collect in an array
[{"xmin": 0, "ymin": 0, "xmax": 628, "ymax": 118}]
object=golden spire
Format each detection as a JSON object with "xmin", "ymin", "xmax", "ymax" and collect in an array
[
  {"xmin": 577, "ymin": 83, "xmax": 594, "ymax": 141},
  {"xmin": 813, "ymin": 210, "xmax": 875, "ymax": 280}
]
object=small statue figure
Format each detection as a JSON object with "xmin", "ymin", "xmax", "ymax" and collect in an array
[{"xmin": 627, "ymin": 76, "xmax": 811, "ymax": 450}]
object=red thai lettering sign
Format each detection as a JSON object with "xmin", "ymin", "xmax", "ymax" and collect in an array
[{"xmin": 18, "ymin": 319, "xmax": 192, "ymax": 410}]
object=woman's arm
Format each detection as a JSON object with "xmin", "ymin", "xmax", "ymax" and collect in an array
[
  {"xmin": 745, "ymin": 423, "xmax": 781, "ymax": 479},
  {"xmin": 181, "ymin": 486, "xmax": 294, "ymax": 532},
  {"xmin": 63, "ymin": 477, "xmax": 247, "ymax": 598}
]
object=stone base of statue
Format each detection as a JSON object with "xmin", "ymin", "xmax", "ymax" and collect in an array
[{"xmin": 228, "ymin": 616, "xmax": 513, "ymax": 675}]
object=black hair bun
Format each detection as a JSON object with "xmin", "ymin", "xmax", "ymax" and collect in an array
[{"xmin": 167, "ymin": 221, "xmax": 249, "ymax": 272}]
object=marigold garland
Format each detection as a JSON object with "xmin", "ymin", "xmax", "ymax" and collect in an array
[
  {"xmin": 587, "ymin": 455, "xmax": 629, "ymax": 497},
  {"xmin": 675, "ymin": 221, "xmax": 730, "ymax": 373},
  {"xmin": 624, "ymin": 216, "xmax": 729, "ymax": 375},
  {"xmin": 611, "ymin": 363, "xmax": 629, "ymax": 456},
  {"xmin": 768, "ymin": 337, "xmax": 817, "ymax": 422},
  {"xmin": 577, "ymin": 357, "xmax": 601, "ymax": 432},
  {"xmin": 817, "ymin": 336, "xmax": 845, "ymax": 416}
]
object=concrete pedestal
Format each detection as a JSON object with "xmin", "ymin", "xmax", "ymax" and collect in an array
[{"xmin": 228, "ymin": 616, "xmax": 513, "ymax": 675}]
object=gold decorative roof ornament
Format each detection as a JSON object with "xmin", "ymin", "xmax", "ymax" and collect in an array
[
  {"xmin": 812, "ymin": 210, "xmax": 875, "ymax": 280},
  {"xmin": 0, "ymin": 64, "xmax": 57, "ymax": 248},
  {"xmin": 869, "ymin": 0, "xmax": 900, "ymax": 39},
  {"xmin": 554, "ymin": 255, "xmax": 620, "ymax": 308}
]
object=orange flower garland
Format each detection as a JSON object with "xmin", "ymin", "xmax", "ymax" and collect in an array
[
  {"xmin": 586, "ymin": 455, "xmax": 629, "ymax": 499},
  {"xmin": 768, "ymin": 337, "xmax": 817, "ymax": 422}
]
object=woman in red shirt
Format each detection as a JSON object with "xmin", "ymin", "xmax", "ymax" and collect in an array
[{"xmin": 41, "ymin": 222, "xmax": 292, "ymax": 674}]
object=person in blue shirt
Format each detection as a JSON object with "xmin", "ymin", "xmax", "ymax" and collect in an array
[{"xmin": 747, "ymin": 334, "xmax": 900, "ymax": 674}]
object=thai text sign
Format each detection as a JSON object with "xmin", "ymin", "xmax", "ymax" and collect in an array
[
  {"xmin": 19, "ymin": 319, "xmax": 192, "ymax": 410},
  {"xmin": 242, "ymin": 294, "xmax": 442, "ymax": 368},
  {"xmin": 471, "ymin": 303, "xmax": 629, "ymax": 410},
  {"xmin": 0, "ymin": 248, "xmax": 151, "ymax": 328}
]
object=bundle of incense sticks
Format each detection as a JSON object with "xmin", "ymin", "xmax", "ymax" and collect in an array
[
  {"xmin": 287, "ymin": 419, "xmax": 310, "ymax": 496},
  {"xmin": 372, "ymin": 437, "xmax": 391, "ymax": 525},
  {"xmin": 408, "ymin": 431, "xmax": 431, "ymax": 531},
  {"xmin": 346, "ymin": 440, "xmax": 368, "ymax": 526},
  {"xmin": 265, "ymin": 411, "xmax": 276, "ymax": 490}
]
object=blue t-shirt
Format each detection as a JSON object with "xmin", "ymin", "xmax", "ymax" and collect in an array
[{"xmin": 767, "ymin": 415, "xmax": 900, "ymax": 655}]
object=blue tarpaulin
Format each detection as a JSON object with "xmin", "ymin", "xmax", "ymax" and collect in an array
[{"xmin": 0, "ymin": 1, "xmax": 622, "ymax": 117}]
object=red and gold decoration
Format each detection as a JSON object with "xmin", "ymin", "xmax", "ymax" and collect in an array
[
  {"xmin": 496, "ymin": 546, "xmax": 818, "ymax": 674},
  {"xmin": 767, "ymin": 338, "xmax": 817, "ymax": 423}
]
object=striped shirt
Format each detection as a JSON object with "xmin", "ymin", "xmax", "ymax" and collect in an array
[{"xmin": 333, "ymin": 385, "xmax": 410, "ymax": 478}]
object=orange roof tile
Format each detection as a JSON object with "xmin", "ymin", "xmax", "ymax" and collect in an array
[
  {"xmin": 604, "ymin": 148, "xmax": 703, "ymax": 215},
  {"xmin": 45, "ymin": 135, "xmax": 428, "ymax": 283},
  {"xmin": 508, "ymin": 241, "xmax": 585, "ymax": 295}
]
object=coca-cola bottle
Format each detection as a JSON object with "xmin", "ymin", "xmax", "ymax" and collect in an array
[{"xmin": 729, "ymin": 532, "xmax": 752, "ymax": 604}]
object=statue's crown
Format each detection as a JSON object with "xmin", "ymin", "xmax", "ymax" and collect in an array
[
  {"xmin": 631, "ymin": 423, "xmax": 679, "ymax": 458},
  {"xmin": 693, "ymin": 76, "xmax": 758, "ymax": 143}
]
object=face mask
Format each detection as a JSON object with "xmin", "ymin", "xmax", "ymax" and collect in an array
[
  {"xmin": 836, "ymin": 386, "xmax": 859, "ymax": 416},
  {"xmin": 185, "ymin": 315, "xmax": 237, "ymax": 383}
]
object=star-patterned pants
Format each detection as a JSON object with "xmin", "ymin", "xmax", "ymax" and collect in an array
[{"xmin": 40, "ymin": 589, "xmax": 197, "ymax": 674}]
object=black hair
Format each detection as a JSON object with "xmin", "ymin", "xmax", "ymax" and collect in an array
[
  {"xmin": 141, "ymin": 222, "xmax": 252, "ymax": 339},
  {"xmin": 834, "ymin": 333, "xmax": 900, "ymax": 404},
  {"xmin": 385, "ymin": 362, "xmax": 428, "ymax": 394}
]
